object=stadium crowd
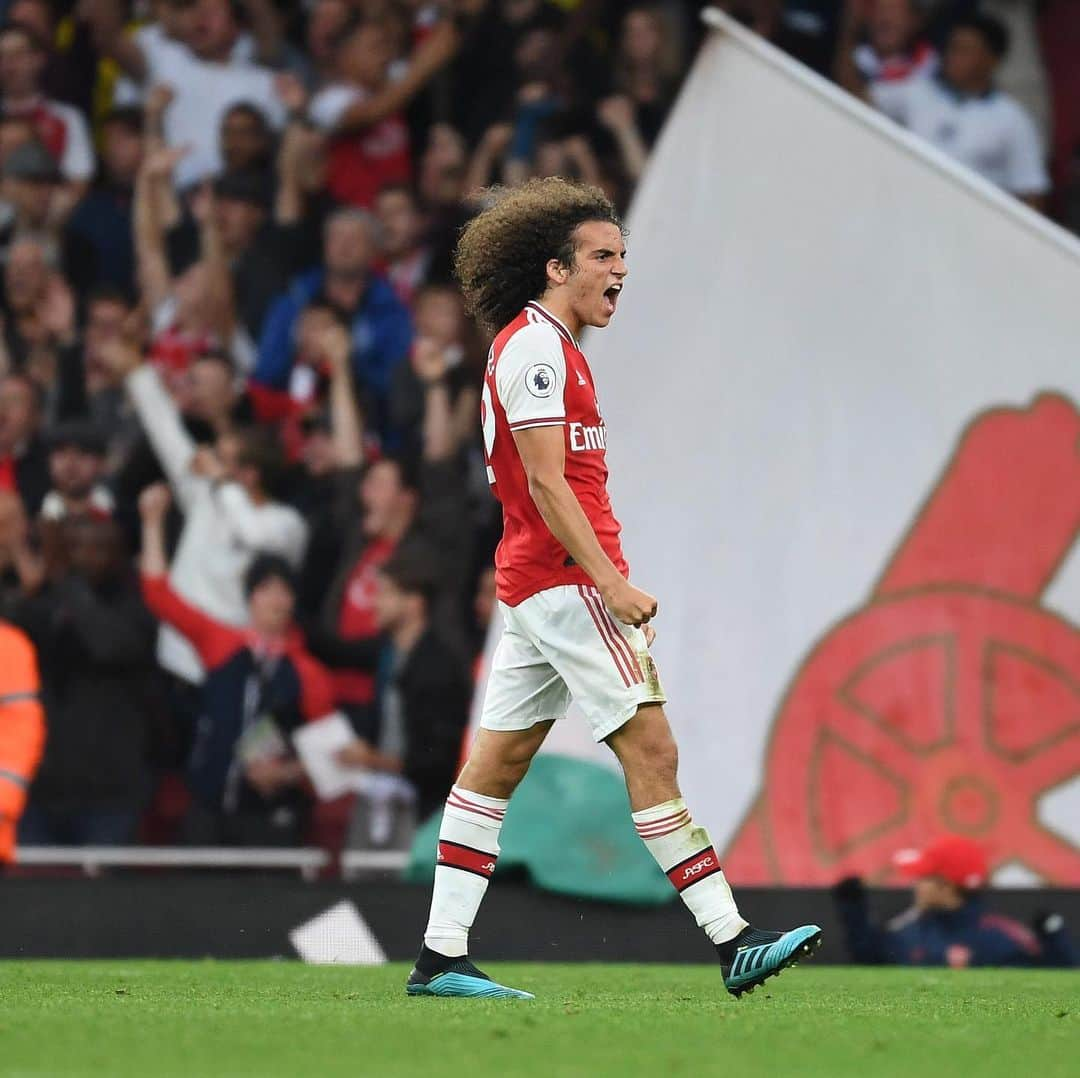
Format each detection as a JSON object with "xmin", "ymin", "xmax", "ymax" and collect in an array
[{"xmin": 1, "ymin": 0, "xmax": 1078, "ymax": 859}]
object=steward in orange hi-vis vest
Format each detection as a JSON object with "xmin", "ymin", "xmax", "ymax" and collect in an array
[{"xmin": 0, "ymin": 620, "xmax": 46, "ymax": 863}]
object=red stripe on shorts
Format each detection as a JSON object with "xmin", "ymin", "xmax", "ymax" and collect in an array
[
  {"xmin": 578, "ymin": 585, "xmax": 633, "ymax": 686},
  {"xmin": 587, "ymin": 586, "xmax": 644, "ymax": 685},
  {"xmin": 437, "ymin": 840, "xmax": 499, "ymax": 879},
  {"xmin": 601, "ymin": 605, "xmax": 644, "ymax": 683}
]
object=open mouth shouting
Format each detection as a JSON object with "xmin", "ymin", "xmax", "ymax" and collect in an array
[{"xmin": 602, "ymin": 282, "xmax": 623, "ymax": 318}]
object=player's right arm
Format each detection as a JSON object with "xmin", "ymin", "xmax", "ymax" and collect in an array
[{"xmin": 513, "ymin": 425, "xmax": 657, "ymax": 626}]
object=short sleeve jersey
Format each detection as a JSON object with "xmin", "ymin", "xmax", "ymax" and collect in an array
[{"xmin": 482, "ymin": 301, "xmax": 628, "ymax": 605}]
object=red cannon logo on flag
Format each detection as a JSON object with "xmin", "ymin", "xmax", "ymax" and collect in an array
[{"xmin": 724, "ymin": 394, "xmax": 1080, "ymax": 885}]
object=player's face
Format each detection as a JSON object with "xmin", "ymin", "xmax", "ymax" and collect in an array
[{"xmin": 566, "ymin": 221, "xmax": 627, "ymax": 330}]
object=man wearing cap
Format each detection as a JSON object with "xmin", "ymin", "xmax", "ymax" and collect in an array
[
  {"xmin": 0, "ymin": 141, "xmax": 97, "ymax": 296},
  {"xmin": 833, "ymin": 835, "xmax": 1075, "ymax": 967}
]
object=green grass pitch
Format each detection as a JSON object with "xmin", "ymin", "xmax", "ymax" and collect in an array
[{"xmin": 2, "ymin": 962, "xmax": 1077, "ymax": 1077}]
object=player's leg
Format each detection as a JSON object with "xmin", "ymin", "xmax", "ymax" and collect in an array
[
  {"xmin": 408, "ymin": 610, "xmax": 569, "ymax": 999},
  {"xmin": 606, "ymin": 704, "xmax": 822, "ymax": 997},
  {"xmin": 529, "ymin": 585, "xmax": 821, "ymax": 996},
  {"xmin": 418, "ymin": 724, "xmax": 551, "ymax": 966},
  {"xmin": 605, "ymin": 704, "xmax": 747, "ymax": 942}
]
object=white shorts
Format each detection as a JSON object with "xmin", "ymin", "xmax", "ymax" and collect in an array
[{"xmin": 480, "ymin": 584, "xmax": 666, "ymax": 743}]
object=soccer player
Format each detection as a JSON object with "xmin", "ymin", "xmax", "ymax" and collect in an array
[{"xmin": 407, "ymin": 179, "xmax": 821, "ymax": 1000}]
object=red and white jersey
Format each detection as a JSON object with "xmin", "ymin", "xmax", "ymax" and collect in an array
[
  {"xmin": 2, "ymin": 97, "xmax": 94, "ymax": 181},
  {"xmin": 481, "ymin": 301, "xmax": 628, "ymax": 606}
]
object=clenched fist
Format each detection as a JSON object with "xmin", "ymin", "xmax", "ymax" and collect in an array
[{"xmin": 601, "ymin": 578, "xmax": 657, "ymax": 627}]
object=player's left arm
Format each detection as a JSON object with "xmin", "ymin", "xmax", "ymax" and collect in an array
[{"xmin": 513, "ymin": 425, "xmax": 656, "ymax": 627}]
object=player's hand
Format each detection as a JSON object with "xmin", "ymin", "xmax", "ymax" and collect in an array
[
  {"xmin": 643, "ymin": 625, "xmax": 656, "ymax": 648},
  {"xmin": 601, "ymin": 579, "xmax": 657, "ymax": 627}
]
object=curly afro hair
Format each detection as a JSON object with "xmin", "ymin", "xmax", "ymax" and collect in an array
[{"xmin": 454, "ymin": 178, "xmax": 624, "ymax": 334}]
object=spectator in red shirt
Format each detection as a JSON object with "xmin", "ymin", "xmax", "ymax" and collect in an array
[
  {"xmin": 307, "ymin": 16, "xmax": 459, "ymax": 208},
  {"xmin": 139, "ymin": 482, "xmax": 335, "ymax": 847},
  {"xmin": 0, "ymin": 21, "xmax": 94, "ymax": 197}
]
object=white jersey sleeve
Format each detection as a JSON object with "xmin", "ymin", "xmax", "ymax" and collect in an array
[{"xmin": 495, "ymin": 321, "xmax": 567, "ymax": 431}]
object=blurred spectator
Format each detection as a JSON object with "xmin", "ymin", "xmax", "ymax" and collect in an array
[
  {"xmin": 417, "ymin": 122, "xmax": 469, "ymax": 232},
  {"xmin": 134, "ymin": 143, "xmax": 236, "ymax": 375},
  {"xmin": 9, "ymin": 0, "xmax": 98, "ymax": 117},
  {"xmin": 14, "ymin": 515, "xmax": 156, "ymax": 846},
  {"xmin": 304, "ymin": 316, "xmax": 473, "ymax": 733},
  {"xmin": 254, "ymin": 207, "xmax": 412, "ymax": 442},
  {"xmin": 390, "ymin": 284, "xmax": 482, "ymax": 460},
  {"xmin": 601, "ymin": 3, "xmax": 686, "ymax": 152},
  {"xmin": 835, "ymin": 0, "xmax": 938, "ymax": 123},
  {"xmin": 219, "ymin": 101, "xmax": 275, "ymax": 177},
  {"xmin": 374, "ymin": 183, "xmax": 434, "ymax": 308},
  {"xmin": 880, "ymin": 13, "xmax": 1049, "ymax": 206},
  {"xmin": 307, "ymin": 15, "xmax": 459, "ymax": 208},
  {"xmin": 50, "ymin": 286, "xmax": 142, "ymax": 469},
  {"xmin": 0, "ymin": 618, "xmax": 44, "ymax": 863},
  {"xmin": 0, "ymin": 142, "xmax": 97, "ymax": 296},
  {"xmin": 139, "ymin": 483, "xmax": 334, "ymax": 847},
  {"xmin": 969, "ymin": 1, "xmax": 1051, "ymax": 144},
  {"xmin": 0, "ymin": 21, "xmax": 94, "ymax": 192},
  {"xmin": 100, "ymin": 339, "xmax": 307, "ymax": 688},
  {"xmin": 39, "ymin": 420, "xmax": 114, "ymax": 522},
  {"xmin": 67, "ymin": 106, "xmax": 143, "ymax": 295},
  {"xmin": 299, "ymin": 0, "xmax": 351, "ymax": 90},
  {"xmin": 0, "ymin": 488, "xmax": 43, "ymax": 609},
  {"xmin": 833, "ymin": 836, "xmax": 1076, "ymax": 967},
  {"xmin": 719, "ymin": 0, "xmax": 841, "ymax": 75},
  {"xmin": 85, "ymin": 0, "xmax": 287, "ymax": 188},
  {"xmin": 0, "ymin": 371, "xmax": 48, "ymax": 514},
  {"xmin": 337, "ymin": 547, "xmax": 472, "ymax": 845},
  {"xmin": 211, "ymin": 171, "xmax": 287, "ymax": 342}
]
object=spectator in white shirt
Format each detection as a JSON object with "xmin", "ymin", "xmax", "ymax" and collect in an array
[
  {"xmin": 884, "ymin": 13, "xmax": 1049, "ymax": 207},
  {"xmin": 84, "ymin": 0, "xmax": 287, "ymax": 188},
  {"xmin": 96, "ymin": 338, "xmax": 308, "ymax": 687},
  {"xmin": 836, "ymin": 0, "xmax": 938, "ymax": 124}
]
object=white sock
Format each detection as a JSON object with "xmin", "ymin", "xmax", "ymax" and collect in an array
[
  {"xmin": 632, "ymin": 798, "xmax": 748, "ymax": 944},
  {"xmin": 423, "ymin": 785, "xmax": 508, "ymax": 958}
]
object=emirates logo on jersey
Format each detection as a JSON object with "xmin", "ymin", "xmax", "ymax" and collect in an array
[{"xmin": 570, "ymin": 422, "xmax": 608, "ymax": 451}]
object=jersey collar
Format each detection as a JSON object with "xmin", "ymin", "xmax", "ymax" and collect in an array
[
  {"xmin": 526, "ymin": 301, "xmax": 579, "ymax": 350},
  {"xmin": 934, "ymin": 72, "xmax": 996, "ymax": 103}
]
